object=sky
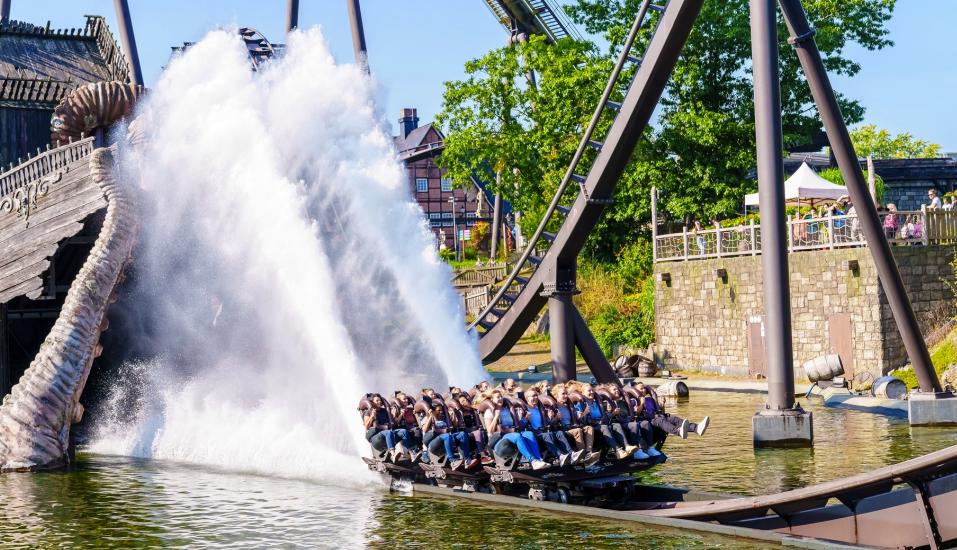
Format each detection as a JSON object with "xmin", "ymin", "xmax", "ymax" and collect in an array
[{"xmin": 15, "ymin": 1, "xmax": 957, "ymax": 152}]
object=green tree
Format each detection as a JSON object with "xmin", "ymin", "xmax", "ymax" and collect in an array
[
  {"xmin": 849, "ymin": 124, "xmax": 941, "ymax": 159},
  {"xmin": 567, "ymin": 0, "xmax": 897, "ymax": 238}
]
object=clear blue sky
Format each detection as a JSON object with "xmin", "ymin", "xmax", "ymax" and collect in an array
[{"xmin": 15, "ymin": 1, "xmax": 957, "ymax": 151}]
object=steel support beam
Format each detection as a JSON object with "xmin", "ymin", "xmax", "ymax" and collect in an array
[
  {"xmin": 286, "ymin": 0, "xmax": 300, "ymax": 33},
  {"xmin": 112, "ymin": 0, "xmax": 144, "ymax": 86},
  {"xmin": 750, "ymin": 0, "xmax": 794, "ymax": 410},
  {"xmin": 548, "ymin": 293, "xmax": 576, "ymax": 383},
  {"xmin": 490, "ymin": 187, "xmax": 503, "ymax": 259},
  {"xmin": 1, "ymin": 0, "xmax": 10, "ymax": 24},
  {"xmin": 347, "ymin": 0, "xmax": 369, "ymax": 72},
  {"xmin": 778, "ymin": 0, "xmax": 942, "ymax": 393},
  {"xmin": 572, "ymin": 306, "xmax": 619, "ymax": 384}
]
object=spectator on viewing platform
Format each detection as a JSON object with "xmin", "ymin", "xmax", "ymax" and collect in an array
[
  {"xmin": 928, "ymin": 188, "xmax": 942, "ymax": 211},
  {"xmin": 693, "ymin": 221, "xmax": 706, "ymax": 255},
  {"xmin": 883, "ymin": 203, "xmax": 899, "ymax": 239}
]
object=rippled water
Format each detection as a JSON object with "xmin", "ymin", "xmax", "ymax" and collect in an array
[
  {"xmin": 2, "ymin": 391, "xmax": 954, "ymax": 548},
  {"xmin": 0, "ymin": 456, "xmax": 758, "ymax": 549},
  {"xmin": 642, "ymin": 390, "xmax": 957, "ymax": 495}
]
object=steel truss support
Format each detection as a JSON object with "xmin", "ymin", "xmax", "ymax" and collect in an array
[
  {"xmin": 286, "ymin": 0, "xmax": 299, "ymax": 33},
  {"xmin": 778, "ymin": 0, "xmax": 943, "ymax": 394},
  {"xmin": 750, "ymin": 0, "xmax": 795, "ymax": 410},
  {"xmin": 347, "ymin": 0, "xmax": 369, "ymax": 73},
  {"xmin": 112, "ymin": 0, "xmax": 144, "ymax": 87}
]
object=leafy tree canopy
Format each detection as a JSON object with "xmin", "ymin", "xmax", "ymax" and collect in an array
[
  {"xmin": 438, "ymin": 0, "xmax": 898, "ymax": 261},
  {"xmin": 848, "ymin": 124, "xmax": 941, "ymax": 159}
]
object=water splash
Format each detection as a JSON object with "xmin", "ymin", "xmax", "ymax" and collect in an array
[{"xmin": 91, "ymin": 27, "xmax": 484, "ymax": 482}]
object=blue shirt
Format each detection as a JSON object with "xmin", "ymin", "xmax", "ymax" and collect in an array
[
  {"xmin": 529, "ymin": 407, "xmax": 545, "ymax": 430},
  {"xmin": 576, "ymin": 399, "xmax": 603, "ymax": 421},
  {"xmin": 557, "ymin": 405, "xmax": 573, "ymax": 426}
]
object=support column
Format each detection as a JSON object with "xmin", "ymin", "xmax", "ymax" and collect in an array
[
  {"xmin": 750, "ymin": 0, "xmax": 811, "ymax": 447},
  {"xmin": 490, "ymin": 187, "xmax": 503, "ymax": 259},
  {"xmin": 1, "ymin": 0, "xmax": 10, "ymax": 24},
  {"xmin": 347, "ymin": 0, "xmax": 369, "ymax": 73},
  {"xmin": 286, "ymin": 0, "xmax": 300, "ymax": 33},
  {"xmin": 548, "ymin": 293, "xmax": 576, "ymax": 383},
  {"xmin": 112, "ymin": 0, "xmax": 144, "ymax": 86},
  {"xmin": 778, "ymin": 0, "xmax": 943, "ymax": 397},
  {"xmin": 571, "ymin": 307, "xmax": 619, "ymax": 384}
]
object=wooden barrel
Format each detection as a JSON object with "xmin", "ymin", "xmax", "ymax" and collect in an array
[
  {"xmin": 657, "ymin": 380, "xmax": 690, "ymax": 398},
  {"xmin": 872, "ymin": 376, "xmax": 908, "ymax": 400},
  {"xmin": 803, "ymin": 354, "xmax": 844, "ymax": 382}
]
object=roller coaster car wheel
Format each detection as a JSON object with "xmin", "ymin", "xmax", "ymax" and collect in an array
[{"xmin": 528, "ymin": 488, "xmax": 546, "ymax": 501}]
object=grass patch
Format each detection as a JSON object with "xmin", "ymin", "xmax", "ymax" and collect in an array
[{"xmin": 893, "ymin": 326, "xmax": 957, "ymax": 388}]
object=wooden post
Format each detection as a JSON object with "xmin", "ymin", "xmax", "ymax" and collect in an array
[
  {"xmin": 750, "ymin": 219, "xmax": 757, "ymax": 255},
  {"xmin": 787, "ymin": 214, "xmax": 793, "ymax": 252},
  {"xmin": 827, "ymin": 210, "xmax": 834, "ymax": 249},
  {"xmin": 0, "ymin": 303, "xmax": 7, "ymax": 398},
  {"xmin": 716, "ymin": 222, "xmax": 722, "ymax": 258},
  {"xmin": 651, "ymin": 186, "xmax": 658, "ymax": 263},
  {"xmin": 867, "ymin": 154, "xmax": 876, "ymax": 207},
  {"xmin": 682, "ymin": 226, "xmax": 689, "ymax": 260}
]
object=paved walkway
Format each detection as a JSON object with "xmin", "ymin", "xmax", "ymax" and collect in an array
[{"xmin": 487, "ymin": 337, "xmax": 813, "ymax": 394}]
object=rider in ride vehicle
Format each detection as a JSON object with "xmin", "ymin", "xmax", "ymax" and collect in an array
[
  {"xmin": 633, "ymin": 382, "xmax": 709, "ymax": 439},
  {"xmin": 575, "ymin": 385, "xmax": 636, "ymax": 460},
  {"xmin": 524, "ymin": 388, "xmax": 579, "ymax": 467},
  {"xmin": 482, "ymin": 390, "xmax": 549, "ymax": 471},
  {"xmin": 420, "ymin": 397, "xmax": 471, "ymax": 469},
  {"xmin": 363, "ymin": 394, "xmax": 411, "ymax": 461},
  {"xmin": 605, "ymin": 384, "xmax": 661, "ymax": 460},
  {"xmin": 553, "ymin": 384, "xmax": 602, "ymax": 466}
]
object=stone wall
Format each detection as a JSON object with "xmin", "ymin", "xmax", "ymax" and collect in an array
[
  {"xmin": 884, "ymin": 180, "xmax": 956, "ymax": 211},
  {"xmin": 654, "ymin": 245, "xmax": 956, "ymax": 381}
]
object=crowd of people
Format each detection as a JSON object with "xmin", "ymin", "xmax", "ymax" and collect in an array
[{"xmin": 359, "ymin": 378, "xmax": 709, "ymax": 473}]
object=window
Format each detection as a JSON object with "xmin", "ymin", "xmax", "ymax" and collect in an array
[
  {"xmin": 442, "ymin": 220, "xmax": 453, "ymax": 227},
  {"xmin": 466, "ymin": 220, "xmax": 475, "ymax": 227},
  {"xmin": 429, "ymin": 220, "xmax": 442, "ymax": 228},
  {"xmin": 440, "ymin": 178, "xmax": 453, "ymax": 192},
  {"xmin": 429, "ymin": 213, "xmax": 442, "ymax": 219},
  {"xmin": 415, "ymin": 178, "xmax": 428, "ymax": 193},
  {"xmin": 442, "ymin": 212, "xmax": 453, "ymax": 219},
  {"xmin": 466, "ymin": 212, "xmax": 476, "ymax": 219}
]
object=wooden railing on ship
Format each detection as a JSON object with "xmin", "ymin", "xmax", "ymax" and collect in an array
[{"xmin": 0, "ymin": 137, "xmax": 95, "ymax": 198}]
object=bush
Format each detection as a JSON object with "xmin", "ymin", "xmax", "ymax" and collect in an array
[{"xmin": 438, "ymin": 248, "xmax": 454, "ymax": 262}]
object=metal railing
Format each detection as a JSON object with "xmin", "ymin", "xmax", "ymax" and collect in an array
[
  {"xmin": 654, "ymin": 210, "xmax": 957, "ymax": 262},
  {"xmin": 0, "ymin": 137, "xmax": 96, "ymax": 198},
  {"xmin": 451, "ymin": 263, "xmax": 508, "ymax": 288}
]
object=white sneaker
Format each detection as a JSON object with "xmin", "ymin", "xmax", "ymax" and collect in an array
[
  {"xmin": 696, "ymin": 416, "xmax": 710, "ymax": 436},
  {"xmin": 559, "ymin": 453, "xmax": 570, "ymax": 467},
  {"xmin": 531, "ymin": 459, "xmax": 550, "ymax": 471},
  {"xmin": 678, "ymin": 419, "xmax": 690, "ymax": 439},
  {"xmin": 584, "ymin": 452, "xmax": 602, "ymax": 467},
  {"xmin": 646, "ymin": 447, "xmax": 662, "ymax": 457},
  {"xmin": 571, "ymin": 449, "xmax": 585, "ymax": 464},
  {"xmin": 633, "ymin": 449, "xmax": 650, "ymax": 460}
]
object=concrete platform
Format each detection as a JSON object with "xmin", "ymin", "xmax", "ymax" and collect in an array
[
  {"xmin": 909, "ymin": 391, "xmax": 957, "ymax": 426},
  {"xmin": 753, "ymin": 409, "xmax": 813, "ymax": 448},
  {"xmin": 821, "ymin": 394, "xmax": 908, "ymax": 418},
  {"xmin": 488, "ymin": 371, "xmax": 814, "ymax": 396}
]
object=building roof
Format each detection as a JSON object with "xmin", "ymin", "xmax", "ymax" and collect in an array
[
  {"xmin": 394, "ymin": 123, "xmax": 438, "ymax": 153},
  {"xmin": 781, "ymin": 153, "xmax": 957, "ymax": 182},
  {"xmin": 0, "ymin": 16, "xmax": 130, "ymax": 107}
]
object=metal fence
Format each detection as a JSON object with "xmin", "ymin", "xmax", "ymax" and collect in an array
[
  {"xmin": 654, "ymin": 210, "xmax": 957, "ymax": 262},
  {"xmin": 0, "ymin": 137, "xmax": 95, "ymax": 198}
]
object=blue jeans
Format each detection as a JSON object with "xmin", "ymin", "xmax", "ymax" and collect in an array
[
  {"xmin": 450, "ymin": 431, "xmax": 472, "ymax": 460},
  {"xmin": 494, "ymin": 431, "xmax": 542, "ymax": 462},
  {"xmin": 391, "ymin": 428, "xmax": 412, "ymax": 449},
  {"xmin": 536, "ymin": 430, "xmax": 573, "ymax": 458}
]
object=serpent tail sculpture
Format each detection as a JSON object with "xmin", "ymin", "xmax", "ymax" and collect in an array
[{"xmin": 0, "ymin": 82, "xmax": 141, "ymax": 471}]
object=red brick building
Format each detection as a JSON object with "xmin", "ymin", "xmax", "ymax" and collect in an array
[{"xmin": 394, "ymin": 108, "xmax": 494, "ymax": 251}]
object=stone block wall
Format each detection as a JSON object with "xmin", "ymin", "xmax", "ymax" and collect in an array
[
  {"xmin": 654, "ymin": 245, "xmax": 956, "ymax": 381},
  {"xmin": 884, "ymin": 180, "xmax": 956, "ymax": 211}
]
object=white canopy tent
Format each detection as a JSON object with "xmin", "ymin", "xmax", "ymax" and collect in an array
[{"xmin": 745, "ymin": 162, "xmax": 847, "ymax": 207}]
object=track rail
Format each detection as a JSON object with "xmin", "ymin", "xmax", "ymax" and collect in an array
[{"xmin": 472, "ymin": 0, "xmax": 705, "ymax": 364}]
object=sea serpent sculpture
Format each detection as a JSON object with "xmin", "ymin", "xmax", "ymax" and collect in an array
[{"xmin": 0, "ymin": 82, "xmax": 142, "ymax": 471}]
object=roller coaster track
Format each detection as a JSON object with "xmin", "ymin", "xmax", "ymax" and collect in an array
[
  {"xmin": 483, "ymin": 0, "xmax": 583, "ymax": 43},
  {"xmin": 470, "ymin": 0, "xmax": 702, "ymax": 370},
  {"xmin": 634, "ymin": 441, "xmax": 957, "ymax": 548}
]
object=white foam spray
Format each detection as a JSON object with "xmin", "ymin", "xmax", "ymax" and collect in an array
[{"xmin": 91, "ymin": 27, "xmax": 485, "ymax": 482}]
